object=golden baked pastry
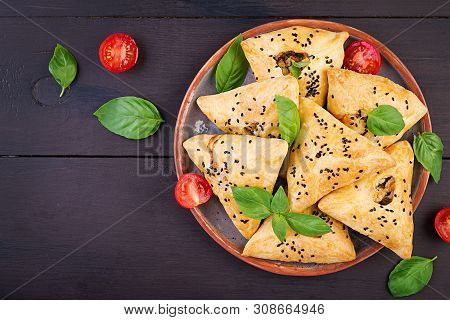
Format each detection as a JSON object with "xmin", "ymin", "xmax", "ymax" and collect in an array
[
  {"xmin": 183, "ymin": 134, "xmax": 288, "ymax": 239},
  {"xmin": 318, "ymin": 141, "xmax": 414, "ymax": 259},
  {"xmin": 197, "ymin": 76, "xmax": 298, "ymax": 138},
  {"xmin": 327, "ymin": 68, "xmax": 428, "ymax": 148},
  {"xmin": 287, "ymin": 97, "xmax": 395, "ymax": 212},
  {"xmin": 241, "ymin": 26, "xmax": 348, "ymax": 106},
  {"xmin": 243, "ymin": 203, "xmax": 356, "ymax": 263}
]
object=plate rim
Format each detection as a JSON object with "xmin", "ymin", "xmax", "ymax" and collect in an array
[{"xmin": 174, "ymin": 19, "xmax": 431, "ymax": 276}]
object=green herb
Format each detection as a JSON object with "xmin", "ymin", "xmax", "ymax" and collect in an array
[
  {"xmin": 366, "ymin": 105, "xmax": 405, "ymax": 136},
  {"xmin": 215, "ymin": 34, "xmax": 249, "ymax": 93},
  {"xmin": 290, "ymin": 60, "xmax": 310, "ymax": 79},
  {"xmin": 286, "ymin": 212, "xmax": 332, "ymax": 237},
  {"xmin": 272, "ymin": 213, "xmax": 288, "ymax": 242},
  {"xmin": 388, "ymin": 256, "xmax": 437, "ymax": 298},
  {"xmin": 275, "ymin": 95, "xmax": 300, "ymax": 145},
  {"xmin": 48, "ymin": 44, "xmax": 78, "ymax": 97},
  {"xmin": 290, "ymin": 66, "xmax": 300, "ymax": 79},
  {"xmin": 413, "ymin": 132, "xmax": 443, "ymax": 183},
  {"xmin": 93, "ymin": 96, "xmax": 164, "ymax": 140},
  {"xmin": 292, "ymin": 60, "xmax": 310, "ymax": 68},
  {"xmin": 270, "ymin": 186, "xmax": 289, "ymax": 214},
  {"xmin": 232, "ymin": 185, "xmax": 331, "ymax": 241},
  {"xmin": 231, "ymin": 186, "xmax": 272, "ymax": 219}
]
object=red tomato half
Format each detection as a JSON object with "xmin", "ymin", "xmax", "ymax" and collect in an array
[
  {"xmin": 435, "ymin": 207, "xmax": 450, "ymax": 243},
  {"xmin": 99, "ymin": 33, "xmax": 138, "ymax": 72},
  {"xmin": 175, "ymin": 173, "xmax": 212, "ymax": 209},
  {"xmin": 343, "ymin": 40, "xmax": 381, "ymax": 75}
]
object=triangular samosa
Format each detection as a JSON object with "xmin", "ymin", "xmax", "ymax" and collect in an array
[
  {"xmin": 318, "ymin": 141, "xmax": 414, "ymax": 259},
  {"xmin": 197, "ymin": 76, "xmax": 299, "ymax": 138},
  {"xmin": 327, "ymin": 68, "xmax": 428, "ymax": 149},
  {"xmin": 243, "ymin": 204, "xmax": 356, "ymax": 263},
  {"xmin": 241, "ymin": 26, "xmax": 348, "ymax": 106},
  {"xmin": 287, "ymin": 98, "xmax": 395, "ymax": 212},
  {"xmin": 183, "ymin": 134, "xmax": 288, "ymax": 239}
]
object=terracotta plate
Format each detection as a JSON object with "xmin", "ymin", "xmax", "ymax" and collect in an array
[{"xmin": 174, "ymin": 19, "xmax": 431, "ymax": 276}]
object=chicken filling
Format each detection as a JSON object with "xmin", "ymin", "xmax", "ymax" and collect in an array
[
  {"xmin": 373, "ymin": 176, "xmax": 395, "ymax": 205},
  {"xmin": 274, "ymin": 51, "xmax": 309, "ymax": 76}
]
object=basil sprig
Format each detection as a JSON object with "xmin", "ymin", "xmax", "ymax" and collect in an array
[
  {"xmin": 366, "ymin": 105, "xmax": 405, "ymax": 136},
  {"xmin": 94, "ymin": 96, "xmax": 164, "ymax": 140},
  {"xmin": 413, "ymin": 132, "xmax": 443, "ymax": 183},
  {"xmin": 272, "ymin": 213, "xmax": 288, "ymax": 243},
  {"xmin": 285, "ymin": 212, "xmax": 332, "ymax": 237},
  {"xmin": 48, "ymin": 44, "xmax": 78, "ymax": 97},
  {"xmin": 290, "ymin": 60, "xmax": 310, "ymax": 78},
  {"xmin": 388, "ymin": 256, "xmax": 437, "ymax": 298},
  {"xmin": 232, "ymin": 186, "xmax": 331, "ymax": 242},
  {"xmin": 232, "ymin": 186, "xmax": 272, "ymax": 219},
  {"xmin": 270, "ymin": 186, "xmax": 290, "ymax": 214},
  {"xmin": 275, "ymin": 95, "xmax": 300, "ymax": 145},
  {"xmin": 215, "ymin": 34, "xmax": 249, "ymax": 93}
]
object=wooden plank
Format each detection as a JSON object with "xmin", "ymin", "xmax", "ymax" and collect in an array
[
  {"xmin": 0, "ymin": 18, "xmax": 448, "ymax": 156},
  {"xmin": 0, "ymin": 0, "xmax": 449, "ymax": 17},
  {"xmin": 0, "ymin": 157, "xmax": 448, "ymax": 299}
]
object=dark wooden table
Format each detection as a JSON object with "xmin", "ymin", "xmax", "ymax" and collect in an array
[{"xmin": 0, "ymin": 1, "xmax": 448, "ymax": 300}]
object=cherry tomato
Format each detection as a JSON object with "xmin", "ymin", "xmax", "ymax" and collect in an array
[
  {"xmin": 99, "ymin": 33, "xmax": 138, "ymax": 72},
  {"xmin": 435, "ymin": 207, "xmax": 450, "ymax": 243},
  {"xmin": 343, "ymin": 40, "xmax": 381, "ymax": 75},
  {"xmin": 175, "ymin": 173, "xmax": 212, "ymax": 209}
]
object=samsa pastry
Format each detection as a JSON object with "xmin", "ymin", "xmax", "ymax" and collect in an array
[
  {"xmin": 327, "ymin": 68, "xmax": 428, "ymax": 148},
  {"xmin": 241, "ymin": 26, "xmax": 348, "ymax": 106},
  {"xmin": 319, "ymin": 141, "xmax": 414, "ymax": 259},
  {"xmin": 197, "ymin": 76, "xmax": 298, "ymax": 138},
  {"xmin": 183, "ymin": 134, "xmax": 288, "ymax": 239},
  {"xmin": 287, "ymin": 98, "xmax": 395, "ymax": 212},
  {"xmin": 243, "ymin": 203, "xmax": 356, "ymax": 263}
]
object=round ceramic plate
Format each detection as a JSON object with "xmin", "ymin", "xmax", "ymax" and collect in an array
[{"xmin": 174, "ymin": 19, "xmax": 431, "ymax": 276}]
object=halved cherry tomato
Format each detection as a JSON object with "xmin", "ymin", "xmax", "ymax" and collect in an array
[
  {"xmin": 99, "ymin": 33, "xmax": 138, "ymax": 72},
  {"xmin": 175, "ymin": 173, "xmax": 212, "ymax": 209},
  {"xmin": 435, "ymin": 207, "xmax": 450, "ymax": 243},
  {"xmin": 343, "ymin": 40, "xmax": 381, "ymax": 75}
]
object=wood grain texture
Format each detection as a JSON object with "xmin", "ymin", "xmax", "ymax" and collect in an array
[
  {"xmin": 0, "ymin": 158, "xmax": 448, "ymax": 299},
  {"xmin": 0, "ymin": 0, "xmax": 449, "ymax": 17},
  {"xmin": 0, "ymin": 17, "xmax": 448, "ymax": 156}
]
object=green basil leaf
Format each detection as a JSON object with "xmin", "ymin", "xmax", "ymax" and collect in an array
[
  {"xmin": 292, "ymin": 60, "xmax": 310, "ymax": 69},
  {"xmin": 231, "ymin": 186, "xmax": 272, "ymax": 219},
  {"xmin": 48, "ymin": 44, "xmax": 78, "ymax": 97},
  {"xmin": 272, "ymin": 213, "xmax": 288, "ymax": 242},
  {"xmin": 388, "ymin": 256, "xmax": 437, "ymax": 298},
  {"xmin": 290, "ymin": 65, "xmax": 300, "ymax": 78},
  {"xmin": 413, "ymin": 132, "xmax": 443, "ymax": 183},
  {"xmin": 93, "ymin": 96, "xmax": 164, "ymax": 140},
  {"xmin": 366, "ymin": 105, "xmax": 405, "ymax": 136},
  {"xmin": 290, "ymin": 60, "xmax": 310, "ymax": 79},
  {"xmin": 270, "ymin": 186, "xmax": 289, "ymax": 214},
  {"xmin": 286, "ymin": 212, "xmax": 332, "ymax": 236},
  {"xmin": 215, "ymin": 34, "xmax": 249, "ymax": 93},
  {"xmin": 275, "ymin": 95, "xmax": 300, "ymax": 145}
]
